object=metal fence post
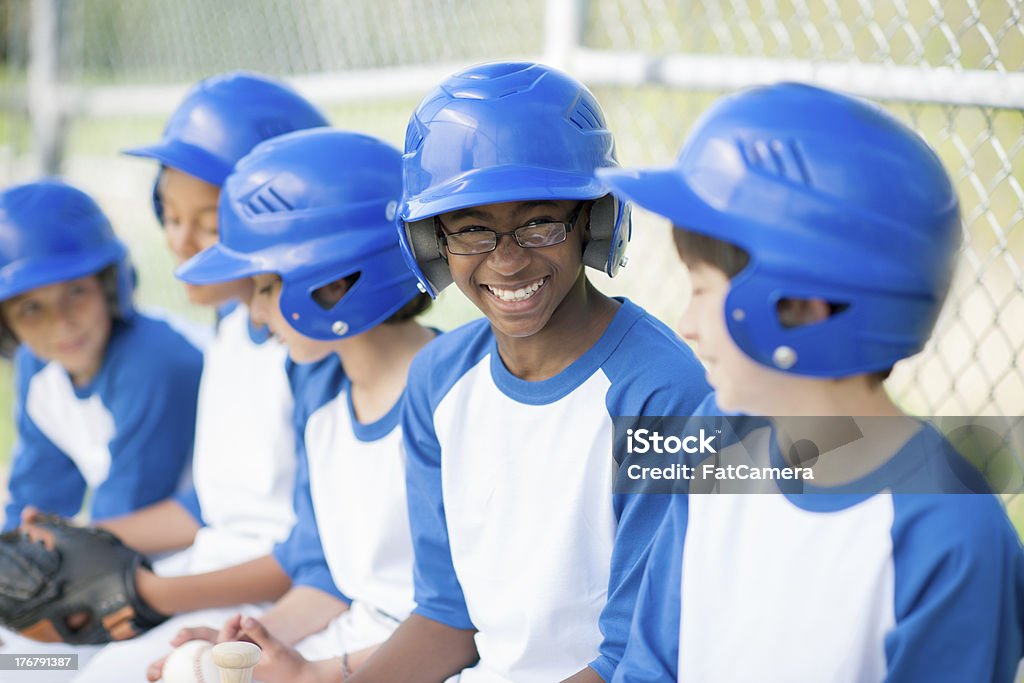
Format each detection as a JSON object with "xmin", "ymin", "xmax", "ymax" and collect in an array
[
  {"xmin": 28, "ymin": 0, "xmax": 64, "ymax": 175},
  {"xmin": 544, "ymin": 0, "xmax": 585, "ymax": 70}
]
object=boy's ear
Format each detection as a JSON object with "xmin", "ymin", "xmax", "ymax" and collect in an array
[
  {"xmin": 312, "ymin": 278, "xmax": 350, "ymax": 310},
  {"xmin": 776, "ymin": 297, "xmax": 831, "ymax": 328}
]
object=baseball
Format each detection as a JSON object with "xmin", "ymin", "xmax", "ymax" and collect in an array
[{"xmin": 161, "ymin": 640, "xmax": 220, "ymax": 683}]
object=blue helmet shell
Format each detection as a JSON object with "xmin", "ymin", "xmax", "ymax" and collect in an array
[
  {"xmin": 124, "ymin": 71, "xmax": 329, "ymax": 219},
  {"xmin": 397, "ymin": 61, "xmax": 631, "ymax": 297},
  {"xmin": 175, "ymin": 128, "xmax": 421, "ymax": 341},
  {"xmin": 599, "ymin": 82, "xmax": 961, "ymax": 377},
  {"xmin": 0, "ymin": 180, "xmax": 135, "ymax": 315}
]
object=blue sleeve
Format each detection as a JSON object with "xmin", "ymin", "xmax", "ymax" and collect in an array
[
  {"xmin": 271, "ymin": 357, "xmax": 347, "ymax": 602},
  {"xmin": 173, "ymin": 487, "xmax": 205, "ymax": 525},
  {"xmin": 271, "ymin": 432, "xmax": 346, "ymax": 602},
  {"xmin": 592, "ymin": 315, "xmax": 709, "ymax": 679},
  {"xmin": 404, "ymin": 346, "xmax": 475, "ymax": 631},
  {"xmin": 89, "ymin": 320, "xmax": 203, "ymax": 521},
  {"xmin": 591, "ymin": 492, "xmax": 671, "ymax": 681},
  {"xmin": 886, "ymin": 495, "xmax": 1024, "ymax": 682},
  {"xmin": 612, "ymin": 497, "xmax": 686, "ymax": 683},
  {"xmin": 4, "ymin": 349, "xmax": 87, "ymax": 530}
]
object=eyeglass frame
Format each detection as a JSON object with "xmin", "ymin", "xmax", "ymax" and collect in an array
[{"xmin": 434, "ymin": 201, "xmax": 587, "ymax": 257}]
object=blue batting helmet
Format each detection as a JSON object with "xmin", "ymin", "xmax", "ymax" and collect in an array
[
  {"xmin": 598, "ymin": 82, "xmax": 961, "ymax": 377},
  {"xmin": 0, "ymin": 180, "xmax": 135, "ymax": 315},
  {"xmin": 175, "ymin": 128, "xmax": 420, "ymax": 340},
  {"xmin": 124, "ymin": 71, "xmax": 329, "ymax": 220},
  {"xmin": 397, "ymin": 61, "xmax": 631, "ymax": 297}
]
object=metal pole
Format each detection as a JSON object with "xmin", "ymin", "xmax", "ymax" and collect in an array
[
  {"xmin": 544, "ymin": 0, "xmax": 585, "ymax": 70},
  {"xmin": 28, "ymin": 0, "xmax": 64, "ymax": 175}
]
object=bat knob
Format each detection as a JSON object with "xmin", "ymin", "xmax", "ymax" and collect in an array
[{"xmin": 212, "ymin": 641, "xmax": 261, "ymax": 683}]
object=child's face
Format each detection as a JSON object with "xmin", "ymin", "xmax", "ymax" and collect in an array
[
  {"xmin": 158, "ymin": 168, "xmax": 252, "ymax": 306},
  {"xmin": 1, "ymin": 275, "xmax": 111, "ymax": 383},
  {"xmin": 249, "ymin": 273, "xmax": 335, "ymax": 364},
  {"xmin": 679, "ymin": 262, "xmax": 784, "ymax": 414},
  {"xmin": 437, "ymin": 199, "xmax": 586, "ymax": 340}
]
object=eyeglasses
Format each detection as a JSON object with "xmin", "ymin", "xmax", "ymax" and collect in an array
[{"xmin": 437, "ymin": 202, "xmax": 586, "ymax": 256}]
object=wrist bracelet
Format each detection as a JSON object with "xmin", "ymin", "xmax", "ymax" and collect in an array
[{"xmin": 341, "ymin": 652, "xmax": 353, "ymax": 682}]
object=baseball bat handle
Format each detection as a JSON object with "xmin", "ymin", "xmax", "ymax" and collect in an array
[{"xmin": 212, "ymin": 641, "xmax": 261, "ymax": 683}]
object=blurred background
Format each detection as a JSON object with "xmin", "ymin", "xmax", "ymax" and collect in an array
[{"xmin": 0, "ymin": 0, "xmax": 1021, "ymax": 518}]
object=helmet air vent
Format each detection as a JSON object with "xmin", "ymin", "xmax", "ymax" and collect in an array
[
  {"xmin": 242, "ymin": 185, "xmax": 293, "ymax": 217},
  {"xmin": 742, "ymin": 137, "xmax": 812, "ymax": 186},
  {"xmin": 569, "ymin": 98, "xmax": 602, "ymax": 131}
]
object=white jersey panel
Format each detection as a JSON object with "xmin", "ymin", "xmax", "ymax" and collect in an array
[
  {"xmin": 26, "ymin": 362, "xmax": 115, "ymax": 488},
  {"xmin": 304, "ymin": 393, "xmax": 416, "ymax": 622},
  {"xmin": 188, "ymin": 306, "xmax": 297, "ymax": 573},
  {"xmin": 679, "ymin": 493, "xmax": 896, "ymax": 682},
  {"xmin": 435, "ymin": 354, "xmax": 617, "ymax": 683}
]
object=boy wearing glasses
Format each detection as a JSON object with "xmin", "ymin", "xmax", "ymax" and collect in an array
[{"xmin": 330, "ymin": 61, "xmax": 710, "ymax": 683}]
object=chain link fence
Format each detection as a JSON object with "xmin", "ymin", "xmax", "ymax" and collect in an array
[{"xmin": 0, "ymin": 0, "xmax": 1021, "ymax": 511}]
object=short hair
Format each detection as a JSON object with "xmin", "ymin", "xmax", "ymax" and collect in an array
[{"xmin": 672, "ymin": 226, "xmax": 750, "ymax": 277}]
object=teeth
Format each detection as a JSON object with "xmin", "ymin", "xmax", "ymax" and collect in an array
[{"xmin": 486, "ymin": 278, "xmax": 545, "ymax": 303}]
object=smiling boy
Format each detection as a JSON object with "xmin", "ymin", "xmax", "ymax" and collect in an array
[{"xmin": 341, "ymin": 61, "xmax": 709, "ymax": 683}]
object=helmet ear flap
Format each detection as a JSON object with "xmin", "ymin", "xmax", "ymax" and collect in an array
[
  {"xmin": 403, "ymin": 217, "xmax": 453, "ymax": 296},
  {"xmin": 150, "ymin": 171, "xmax": 164, "ymax": 225},
  {"xmin": 583, "ymin": 194, "xmax": 630, "ymax": 277}
]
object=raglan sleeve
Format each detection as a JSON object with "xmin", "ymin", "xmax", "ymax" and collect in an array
[
  {"xmin": 591, "ymin": 327, "xmax": 709, "ymax": 680},
  {"xmin": 4, "ymin": 349, "xmax": 87, "ymax": 530},
  {"xmin": 404, "ymin": 347, "xmax": 475, "ymax": 630},
  {"xmin": 271, "ymin": 357, "xmax": 347, "ymax": 602},
  {"xmin": 885, "ymin": 494, "xmax": 1024, "ymax": 682},
  {"xmin": 90, "ymin": 324, "xmax": 204, "ymax": 521},
  {"xmin": 611, "ymin": 497, "xmax": 687, "ymax": 682}
]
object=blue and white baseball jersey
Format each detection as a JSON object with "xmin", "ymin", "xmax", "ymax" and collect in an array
[
  {"xmin": 169, "ymin": 305, "xmax": 298, "ymax": 574},
  {"xmin": 274, "ymin": 354, "xmax": 416, "ymax": 636},
  {"xmin": 404, "ymin": 299, "xmax": 709, "ymax": 683},
  {"xmin": 613, "ymin": 393, "xmax": 1024, "ymax": 683},
  {"xmin": 4, "ymin": 313, "xmax": 204, "ymax": 530}
]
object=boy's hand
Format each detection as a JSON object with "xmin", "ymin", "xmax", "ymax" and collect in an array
[
  {"xmin": 231, "ymin": 615, "xmax": 339, "ymax": 683},
  {"xmin": 145, "ymin": 625, "xmax": 220, "ymax": 681},
  {"xmin": 146, "ymin": 612, "xmax": 346, "ymax": 683},
  {"xmin": 216, "ymin": 612, "xmax": 246, "ymax": 643},
  {"xmin": 19, "ymin": 505, "xmax": 44, "ymax": 527},
  {"xmin": 19, "ymin": 506, "xmax": 70, "ymax": 542}
]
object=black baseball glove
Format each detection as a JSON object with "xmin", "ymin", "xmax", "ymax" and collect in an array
[{"xmin": 0, "ymin": 515, "xmax": 167, "ymax": 644}]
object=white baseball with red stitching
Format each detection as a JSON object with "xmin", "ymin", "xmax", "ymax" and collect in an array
[{"xmin": 161, "ymin": 640, "xmax": 220, "ymax": 683}]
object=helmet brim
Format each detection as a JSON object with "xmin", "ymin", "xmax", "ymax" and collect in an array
[
  {"xmin": 403, "ymin": 166, "xmax": 608, "ymax": 222},
  {"xmin": 596, "ymin": 166, "xmax": 706, "ymax": 229},
  {"xmin": 0, "ymin": 245, "xmax": 123, "ymax": 301},
  {"xmin": 123, "ymin": 140, "xmax": 232, "ymax": 188},
  {"xmin": 175, "ymin": 243, "xmax": 265, "ymax": 285}
]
